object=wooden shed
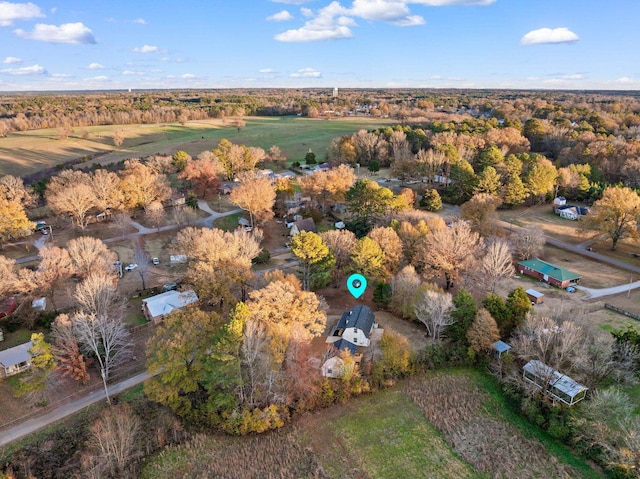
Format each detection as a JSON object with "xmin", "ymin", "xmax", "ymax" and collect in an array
[{"xmin": 526, "ymin": 288, "xmax": 545, "ymax": 304}]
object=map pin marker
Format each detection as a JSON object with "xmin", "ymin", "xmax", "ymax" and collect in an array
[{"xmin": 347, "ymin": 273, "xmax": 367, "ymax": 299}]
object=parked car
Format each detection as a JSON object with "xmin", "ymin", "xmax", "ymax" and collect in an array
[
  {"xmin": 566, "ymin": 286, "xmax": 576, "ymax": 293},
  {"xmin": 41, "ymin": 228, "xmax": 49, "ymax": 235},
  {"xmin": 152, "ymin": 257, "xmax": 160, "ymax": 265},
  {"xmin": 162, "ymin": 282, "xmax": 177, "ymax": 292},
  {"xmin": 124, "ymin": 263, "xmax": 138, "ymax": 271}
]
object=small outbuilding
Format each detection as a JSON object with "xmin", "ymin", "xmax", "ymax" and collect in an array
[
  {"xmin": 523, "ymin": 360, "xmax": 588, "ymax": 406},
  {"xmin": 142, "ymin": 289, "xmax": 198, "ymax": 324},
  {"xmin": 0, "ymin": 341, "xmax": 33, "ymax": 377},
  {"xmin": 525, "ymin": 288, "xmax": 545, "ymax": 304},
  {"xmin": 492, "ymin": 340, "xmax": 511, "ymax": 358}
]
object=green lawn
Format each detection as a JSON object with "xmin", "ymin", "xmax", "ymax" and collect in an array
[
  {"xmin": 0, "ymin": 329, "xmax": 35, "ymax": 351},
  {"xmin": 324, "ymin": 389, "xmax": 480, "ymax": 479},
  {"xmin": 0, "ymin": 116, "xmax": 397, "ymax": 177},
  {"xmin": 214, "ymin": 212, "xmax": 244, "ymax": 231}
]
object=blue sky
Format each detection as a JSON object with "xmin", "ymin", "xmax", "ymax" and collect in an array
[{"xmin": 0, "ymin": 0, "xmax": 638, "ymax": 91}]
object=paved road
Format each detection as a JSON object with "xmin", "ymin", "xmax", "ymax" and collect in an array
[
  {"xmin": 0, "ymin": 371, "xmax": 153, "ymax": 448},
  {"xmin": 576, "ymin": 281, "xmax": 640, "ymax": 299}
]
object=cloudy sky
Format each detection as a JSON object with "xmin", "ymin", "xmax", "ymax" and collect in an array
[{"xmin": 0, "ymin": 0, "xmax": 637, "ymax": 91}]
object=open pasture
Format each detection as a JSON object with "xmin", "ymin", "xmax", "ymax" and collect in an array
[{"xmin": 0, "ymin": 117, "xmax": 396, "ymax": 177}]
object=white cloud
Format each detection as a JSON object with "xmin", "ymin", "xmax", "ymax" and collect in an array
[
  {"xmin": 615, "ymin": 77, "xmax": 634, "ymax": 84},
  {"xmin": 392, "ymin": 14, "xmax": 425, "ymax": 26},
  {"xmin": 267, "ymin": 10, "xmax": 294, "ymax": 21},
  {"xmin": 0, "ymin": 63, "xmax": 46, "ymax": 75},
  {"xmin": 2, "ymin": 56, "xmax": 21, "ymax": 64},
  {"xmin": 15, "ymin": 22, "xmax": 97, "ymax": 44},
  {"xmin": 85, "ymin": 75, "xmax": 108, "ymax": 81},
  {"xmin": 290, "ymin": 67, "xmax": 321, "ymax": 78},
  {"xmin": 133, "ymin": 44, "xmax": 158, "ymax": 53},
  {"xmin": 51, "ymin": 73, "xmax": 71, "ymax": 78},
  {"xmin": 50, "ymin": 6, "xmax": 56, "ymax": 13},
  {"xmin": 350, "ymin": 0, "xmax": 411, "ymax": 22},
  {"xmin": 181, "ymin": 73, "xmax": 195, "ymax": 79},
  {"xmin": 0, "ymin": 1, "xmax": 44, "ymax": 26},
  {"xmin": 133, "ymin": 18, "xmax": 147, "ymax": 24},
  {"xmin": 275, "ymin": 2, "xmax": 355, "ymax": 42},
  {"xmin": 87, "ymin": 62, "xmax": 104, "ymax": 70},
  {"xmin": 123, "ymin": 70, "xmax": 144, "ymax": 75},
  {"xmin": 259, "ymin": 68, "xmax": 274, "ymax": 73},
  {"xmin": 301, "ymin": 7, "xmax": 313, "ymax": 17},
  {"xmin": 520, "ymin": 27, "xmax": 579, "ymax": 45}
]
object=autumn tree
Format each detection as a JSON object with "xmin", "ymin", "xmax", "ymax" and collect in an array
[
  {"xmin": 460, "ymin": 193, "xmax": 503, "ymax": 236},
  {"xmin": 119, "ymin": 159, "xmax": 171, "ymax": 211},
  {"xmin": 174, "ymin": 226, "xmax": 261, "ymax": 307},
  {"xmin": 51, "ymin": 314, "xmax": 90, "ymax": 383},
  {"xmin": 214, "ymin": 139, "xmax": 264, "ymax": 180},
  {"xmin": 419, "ymin": 189, "xmax": 442, "ymax": 211},
  {"xmin": 368, "ymin": 226, "xmax": 403, "ymax": 275},
  {"xmin": 320, "ymin": 229, "xmax": 357, "ymax": 285},
  {"xmin": 179, "ymin": 157, "xmax": 223, "ymax": 198},
  {"xmin": 290, "ymin": 231, "xmax": 332, "ymax": 291},
  {"xmin": 145, "ymin": 308, "xmax": 223, "ymax": 419},
  {"xmin": 67, "ymin": 236, "xmax": 117, "ymax": 278},
  {"xmin": 229, "ymin": 172, "xmax": 276, "ymax": 227},
  {"xmin": 350, "ymin": 236, "xmax": 386, "ymax": 280},
  {"xmin": 523, "ymin": 156, "xmax": 557, "ymax": 204},
  {"xmin": 247, "ymin": 278, "xmax": 327, "ymax": 364},
  {"xmin": 112, "ymin": 128, "xmax": 125, "ymax": 147},
  {"xmin": 579, "ymin": 186, "xmax": 640, "ymax": 250},
  {"xmin": 0, "ymin": 196, "xmax": 33, "ymax": 248},
  {"xmin": 512, "ymin": 225, "xmax": 545, "ymax": 260},
  {"xmin": 395, "ymin": 220, "xmax": 432, "ymax": 264},
  {"xmin": 0, "ymin": 174, "xmax": 36, "ymax": 207},
  {"xmin": 414, "ymin": 289, "xmax": 454, "ymax": 344},
  {"xmin": 90, "ymin": 169, "xmax": 124, "ymax": 212},
  {"xmin": 172, "ymin": 150, "xmax": 190, "ymax": 171},
  {"xmin": 267, "ymin": 145, "xmax": 286, "ymax": 165},
  {"xmin": 416, "ymin": 220, "xmax": 482, "ymax": 289},
  {"xmin": 17, "ymin": 332, "xmax": 55, "ymax": 401},
  {"xmin": 467, "ymin": 308, "xmax": 500, "ymax": 356}
]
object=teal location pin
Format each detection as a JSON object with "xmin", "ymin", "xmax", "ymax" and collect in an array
[{"xmin": 347, "ymin": 273, "xmax": 367, "ymax": 299}]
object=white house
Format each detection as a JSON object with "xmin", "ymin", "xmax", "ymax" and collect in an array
[
  {"xmin": 0, "ymin": 341, "xmax": 33, "ymax": 377},
  {"xmin": 142, "ymin": 290, "xmax": 198, "ymax": 324},
  {"xmin": 328, "ymin": 305, "xmax": 376, "ymax": 347},
  {"xmin": 557, "ymin": 206, "xmax": 579, "ymax": 220},
  {"xmin": 321, "ymin": 339, "xmax": 358, "ymax": 378}
]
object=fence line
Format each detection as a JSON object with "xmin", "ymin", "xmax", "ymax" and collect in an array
[{"xmin": 604, "ymin": 303, "xmax": 640, "ymax": 321}]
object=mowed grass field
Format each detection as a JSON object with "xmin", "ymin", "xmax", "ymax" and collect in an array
[
  {"xmin": 0, "ymin": 116, "xmax": 397, "ymax": 177},
  {"xmin": 141, "ymin": 371, "xmax": 599, "ymax": 479}
]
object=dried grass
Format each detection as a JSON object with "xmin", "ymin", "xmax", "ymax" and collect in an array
[
  {"xmin": 404, "ymin": 373, "xmax": 578, "ymax": 479},
  {"xmin": 141, "ymin": 430, "xmax": 327, "ymax": 479}
]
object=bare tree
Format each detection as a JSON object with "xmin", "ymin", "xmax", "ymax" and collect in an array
[
  {"xmin": 145, "ymin": 201, "xmax": 165, "ymax": 231},
  {"xmin": 83, "ymin": 403, "xmax": 140, "ymax": 476},
  {"xmin": 47, "ymin": 182, "xmax": 97, "ymax": 230},
  {"xmin": 134, "ymin": 247, "xmax": 151, "ymax": 290},
  {"xmin": 320, "ymin": 229, "xmax": 357, "ymax": 285},
  {"xmin": 416, "ymin": 220, "xmax": 482, "ymax": 290},
  {"xmin": 414, "ymin": 289, "xmax": 454, "ymax": 344},
  {"xmin": 36, "ymin": 245, "xmax": 73, "ymax": 310},
  {"xmin": 112, "ymin": 128, "xmax": 125, "ymax": 147},
  {"xmin": 110, "ymin": 210, "xmax": 131, "ymax": 240},
  {"xmin": 240, "ymin": 319, "xmax": 271, "ymax": 408},
  {"xmin": 460, "ymin": 193, "xmax": 503, "ymax": 237},
  {"xmin": 390, "ymin": 265, "xmax": 422, "ymax": 319},
  {"xmin": 74, "ymin": 273, "xmax": 121, "ymax": 319},
  {"xmin": 71, "ymin": 311, "xmax": 131, "ymax": 400},
  {"xmin": 0, "ymin": 174, "xmax": 37, "ymax": 207},
  {"xmin": 477, "ymin": 238, "xmax": 514, "ymax": 293},
  {"xmin": 90, "ymin": 169, "xmax": 124, "ymax": 211},
  {"xmin": 67, "ymin": 236, "xmax": 118, "ymax": 278},
  {"xmin": 512, "ymin": 225, "xmax": 545, "ymax": 260}
]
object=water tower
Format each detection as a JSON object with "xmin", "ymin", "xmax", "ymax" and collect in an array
[{"xmin": 333, "ymin": 87, "xmax": 338, "ymax": 98}]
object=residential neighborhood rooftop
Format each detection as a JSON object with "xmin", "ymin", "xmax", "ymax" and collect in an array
[{"xmin": 518, "ymin": 258, "xmax": 581, "ymax": 282}]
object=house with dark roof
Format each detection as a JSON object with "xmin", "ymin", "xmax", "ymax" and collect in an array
[
  {"xmin": 517, "ymin": 258, "xmax": 581, "ymax": 289},
  {"xmin": 329, "ymin": 305, "xmax": 375, "ymax": 347},
  {"xmin": 0, "ymin": 341, "xmax": 33, "ymax": 377},
  {"xmin": 289, "ymin": 217, "xmax": 317, "ymax": 236},
  {"xmin": 321, "ymin": 339, "xmax": 358, "ymax": 378}
]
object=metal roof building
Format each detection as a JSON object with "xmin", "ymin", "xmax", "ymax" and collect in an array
[{"xmin": 523, "ymin": 360, "xmax": 588, "ymax": 406}]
